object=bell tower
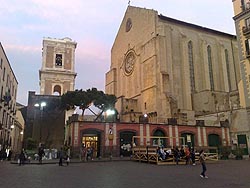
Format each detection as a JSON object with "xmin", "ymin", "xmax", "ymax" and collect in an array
[{"xmin": 39, "ymin": 37, "xmax": 77, "ymax": 95}]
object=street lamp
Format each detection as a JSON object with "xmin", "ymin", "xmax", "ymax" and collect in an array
[
  {"xmin": 34, "ymin": 102, "xmax": 47, "ymax": 144},
  {"xmin": 105, "ymin": 109, "xmax": 116, "ymax": 122},
  {"xmin": 34, "ymin": 102, "xmax": 46, "ymax": 110}
]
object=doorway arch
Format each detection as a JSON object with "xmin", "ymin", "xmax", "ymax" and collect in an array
[
  {"xmin": 152, "ymin": 129, "xmax": 166, "ymax": 147},
  {"xmin": 81, "ymin": 129, "xmax": 101, "ymax": 157},
  {"xmin": 120, "ymin": 131, "xmax": 136, "ymax": 156},
  {"xmin": 181, "ymin": 133, "xmax": 195, "ymax": 148}
]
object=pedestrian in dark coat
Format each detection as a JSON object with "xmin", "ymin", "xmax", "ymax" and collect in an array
[
  {"xmin": 190, "ymin": 148, "xmax": 196, "ymax": 165},
  {"xmin": 58, "ymin": 147, "xmax": 64, "ymax": 166},
  {"xmin": 38, "ymin": 147, "xmax": 45, "ymax": 164},
  {"xmin": 174, "ymin": 147, "xmax": 180, "ymax": 165},
  {"xmin": 19, "ymin": 149, "xmax": 25, "ymax": 166}
]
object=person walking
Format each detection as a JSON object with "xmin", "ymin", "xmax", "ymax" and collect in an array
[
  {"xmin": 18, "ymin": 149, "xmax": 25, "ymax": 166},
  {"xmin": 174, "ymin": 147, "xmax": 180, "ymax": 165},
  {"xmin": 199, "ymin": 150, "xmax": 208, "ymax": 178},
  {"xmin": 190, "ymin": 148, "xmax": 196, "ymax": 165},
  {"xmin": 66, "ymin": 146, "xmax": 70, "ymax": 166},
  {"xmin": 58, "ymin": 147, "xmax": 64, "ymax": 166},
  {"xmin": 185, "ymin": 147, "xmax": 190, "ymax": 165},
  {"xmin": 38, "ymin": 146, "xmax": 45, "ymax": 164}
]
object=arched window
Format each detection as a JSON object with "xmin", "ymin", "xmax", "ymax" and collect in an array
[
  {"xmin": 225, "ymin": 49, "xmax": 231, "ymax": 91},
  {"xmin": 53, "ymin": 85, "xmax": 61, "ymax": 96},
  {"xmin": 188, "ymin": 41, "xmax": 195, "ymax": 92},
  {"xmin": 207, "ymin": 45, "xmax": 214, "ymax": 91}
]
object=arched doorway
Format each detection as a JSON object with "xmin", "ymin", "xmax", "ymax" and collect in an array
[
  {"xmin": 152, "ymin": 129, "xmax": 166, "ymax": 147},
  {"xmin": 120, "ymin": 131, "xmax": 135, "ymax": 156},
  {"xmin": 181, "ymin": 133, "xmax": 195, "ymax": 148},
  {"xmin": 81, "ymin": 130, "xmax": 101, "ymax": 157}
]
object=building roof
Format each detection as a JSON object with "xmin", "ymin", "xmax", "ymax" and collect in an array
[{"xmin": 158, "ymin": 14, "xmax": 236, "ymax": 39}]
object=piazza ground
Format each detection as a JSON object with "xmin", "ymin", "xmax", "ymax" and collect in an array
[{"xmin": 0, "ymin": 160, "xmax": 249, "ymax": 188}]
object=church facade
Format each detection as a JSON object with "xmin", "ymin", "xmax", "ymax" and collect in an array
[
  {"xmin": 106, "ymin": 6, "xmax": 241, "ymax": 126},
  {"xmin": 102, "ymin": 6, "xmax": 250, "ymax": 156}
]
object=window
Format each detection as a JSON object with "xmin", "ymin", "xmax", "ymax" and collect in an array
[
  {"xmin": 225, "ymin": 49, "xmax": 231, "ymax": 91},
  {"xmin": 188, "ymin": 41, "xmax": 195, "ymax": 92},
  {"xmin": 241, "ymin": 0, "xmax": 245, "ymax": 10},
  {"xmin": 0, "ymin": 86, "xmax": 2, "ymax": 100},
  {"xmin": 245, "ymin": 39, "xmax": 250, "ymax": 56},
  {"xmin": 2, "ymin": 67, "xmax": 5, "ymax": 81},
  {"xmin": 0, "ymin": 58, "xmax": 2, "ymax": 68},
  {"xmin": 55, "ymin": 54, "xmax": 62, "ymax": 66},
  {"xmin": 245, "ymin": 17, "xmax": 250, "ymax": 28},
  {"xmin": 207, "ymin": 45, "xmax": 214, "ymax": 91}
]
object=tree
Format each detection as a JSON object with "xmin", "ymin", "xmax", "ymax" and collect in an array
[
  {"xmin": 26, "ymin": 137, "xmax": 37, "ymax": 150},
  {"xmin": 93, "ymin": 92, "xmax": 117, "ymax": 121},
  {"xmin": 61, "ymin": 88, "xmax": 117, "ymax": 121}
]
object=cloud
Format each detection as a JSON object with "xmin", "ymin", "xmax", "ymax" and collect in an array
[
  {"xmin": 76, "ymin": 38, "xmax": 110, "ymax": 63},
  {"xmin": 0, "ymin": 0, "xmax": 236, "ymax": 105},
  {"xmin": 5, "ymin": 44, "xmax": 40, "ymax": 53}
]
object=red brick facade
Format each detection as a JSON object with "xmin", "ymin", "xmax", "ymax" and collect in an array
[{"xmin": 66, "ymin": 121, "xmax": 230, "ymax": 158}]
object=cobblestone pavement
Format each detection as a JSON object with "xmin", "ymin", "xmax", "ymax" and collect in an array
[{"xmin": 0, "ymin": 159, "xmax": 250, "ymax": 188}]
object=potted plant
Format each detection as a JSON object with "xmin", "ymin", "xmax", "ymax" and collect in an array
[
  {"xmin": 219, "ymin": 146, "xmax": 231, "ymax": 160},
  {"xmin": 233, "ymin": 147, "xmax": 243, "ymax": 160}
]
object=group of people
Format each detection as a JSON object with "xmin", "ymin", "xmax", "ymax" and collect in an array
[
  {"xmin": 0, "ymin": 148, "xmax": 12, "ymax": 161},
  {"xmin": 80, "ymin": 144, "xmax": 94, "ymax": 162},
  {"xmin": 16, "ymin": 144, "xmax": 71, "ymax": 167},
  {"xmin": 157, "ymin": 146, "xmax": 208, "ymax": 178},
  {"xmin": 157, "ymin": 146, "xmax": 196, "ymax": 165}
]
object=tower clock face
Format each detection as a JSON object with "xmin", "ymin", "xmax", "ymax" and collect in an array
[{"xmin": 124, "ymin": 51, "xmax": 135, "ymax": 75}]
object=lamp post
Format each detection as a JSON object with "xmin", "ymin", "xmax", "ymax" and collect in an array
[
  {"xmin": 106, "ymin": 109, "xmax": 115, "ymax": 122},
  {"xmin": 34, "ymin": 102, "xmax": 46, "ymax": 144},
  {"xmin": 106, "ymin": 109, "xmax": 116, "ymax": 159}
]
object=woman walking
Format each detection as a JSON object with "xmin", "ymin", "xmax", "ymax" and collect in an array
[{"xmin": 199, "ymin": 150, "xmax": 208, "ymax": 178}]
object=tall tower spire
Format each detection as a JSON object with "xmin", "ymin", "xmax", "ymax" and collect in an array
[{"xmin": 39, "ymin": 37, "xmax": 77, "ymax": 95}]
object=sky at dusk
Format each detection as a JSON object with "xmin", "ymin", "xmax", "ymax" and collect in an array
[{"xmin": 0, "ymin": 0, "xmax": 235, "ymax": 105}]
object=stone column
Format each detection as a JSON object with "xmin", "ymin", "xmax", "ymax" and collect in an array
[
  {"xmin": 197, "ymin": 126, "xmax": 202, "ymax": 146},
  {"xmin": 202, "ymin": 127, "xmax": 207, "ymax": 146},
  {"xmin": 140, "ymin": 124, "xmax": 144, "ymax": 146},
  {"xmin": 146, "ymin": 124, "xmax": 150, "ymax": 145},
  {"xmin": 169, "ymin": 125, "xmax": 173, "ymax": 147},
  {"xmin": 73, "ymin": 122, "xmax": 79, "ymax": 147},
  {"xmin": 175, "ymin": 125, "xmax": 179, "ymax": 146},
  {"xmin": 105, "ymin": 123, "xmax": 109, "ymax": 147}
]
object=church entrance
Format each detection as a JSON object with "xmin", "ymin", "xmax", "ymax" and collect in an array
[{"xmin": 81, "ymin": 131, "xmax": 101, "ymax": 158}]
